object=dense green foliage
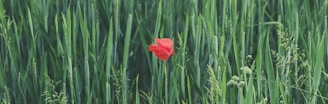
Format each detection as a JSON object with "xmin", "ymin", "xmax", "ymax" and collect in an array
[{"xmin": 0, "ymin": 0, "xmax": 328, "ymax": 104}]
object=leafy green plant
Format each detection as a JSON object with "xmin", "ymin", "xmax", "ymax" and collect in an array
[{"xmin": 0, "ymin": 0, "xmax": 328, "ymax": 104}]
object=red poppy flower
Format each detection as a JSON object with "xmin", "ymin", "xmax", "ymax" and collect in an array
[{"xmin": 149, "ymin": 38, "xmax": 174, "ymax": 60}]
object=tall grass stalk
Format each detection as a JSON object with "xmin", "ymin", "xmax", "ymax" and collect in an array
[
  {"xmin": 122, "ymin": 14, "xmax": 133, "ymax": 104},
  {"xmin": 106, "ymin": 18, "xmax": 113, "ymax": 104}
]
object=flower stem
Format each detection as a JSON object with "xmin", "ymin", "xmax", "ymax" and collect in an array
[{"xmin": 163, "ymin": 61, "xmax": 168, "ymax": 104}]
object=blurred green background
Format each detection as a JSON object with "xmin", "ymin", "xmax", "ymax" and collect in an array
[{"xmin": 0, "ymin": 0, "xmax": 328, "ymax": 104}]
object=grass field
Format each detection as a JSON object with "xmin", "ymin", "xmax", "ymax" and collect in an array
[{"xmin": 0, "ymin": 0, "xmax": 328, "ymax": 104}]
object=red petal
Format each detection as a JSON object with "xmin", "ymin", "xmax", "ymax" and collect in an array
[
  {"xmin": 151, "ymin": 46, "xmax": 171, "ymax": 60},
  {"xmin": 155, "ymin": 38, "xmax": 174, "ymax": 55},
  {"xmin": 170, "ymin": 49, "xmax": 174, "ymax": 55},
  {"xmin": 156, "ymin": 38, "xmax": 173, "ymax": 49},
  {"xmin": 148, "ymin": 44, "xmax": 157, "ymax": 51},
  {"xmin": 150, "ymin": 38, "xmax": 174, "ymax": 60}
]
